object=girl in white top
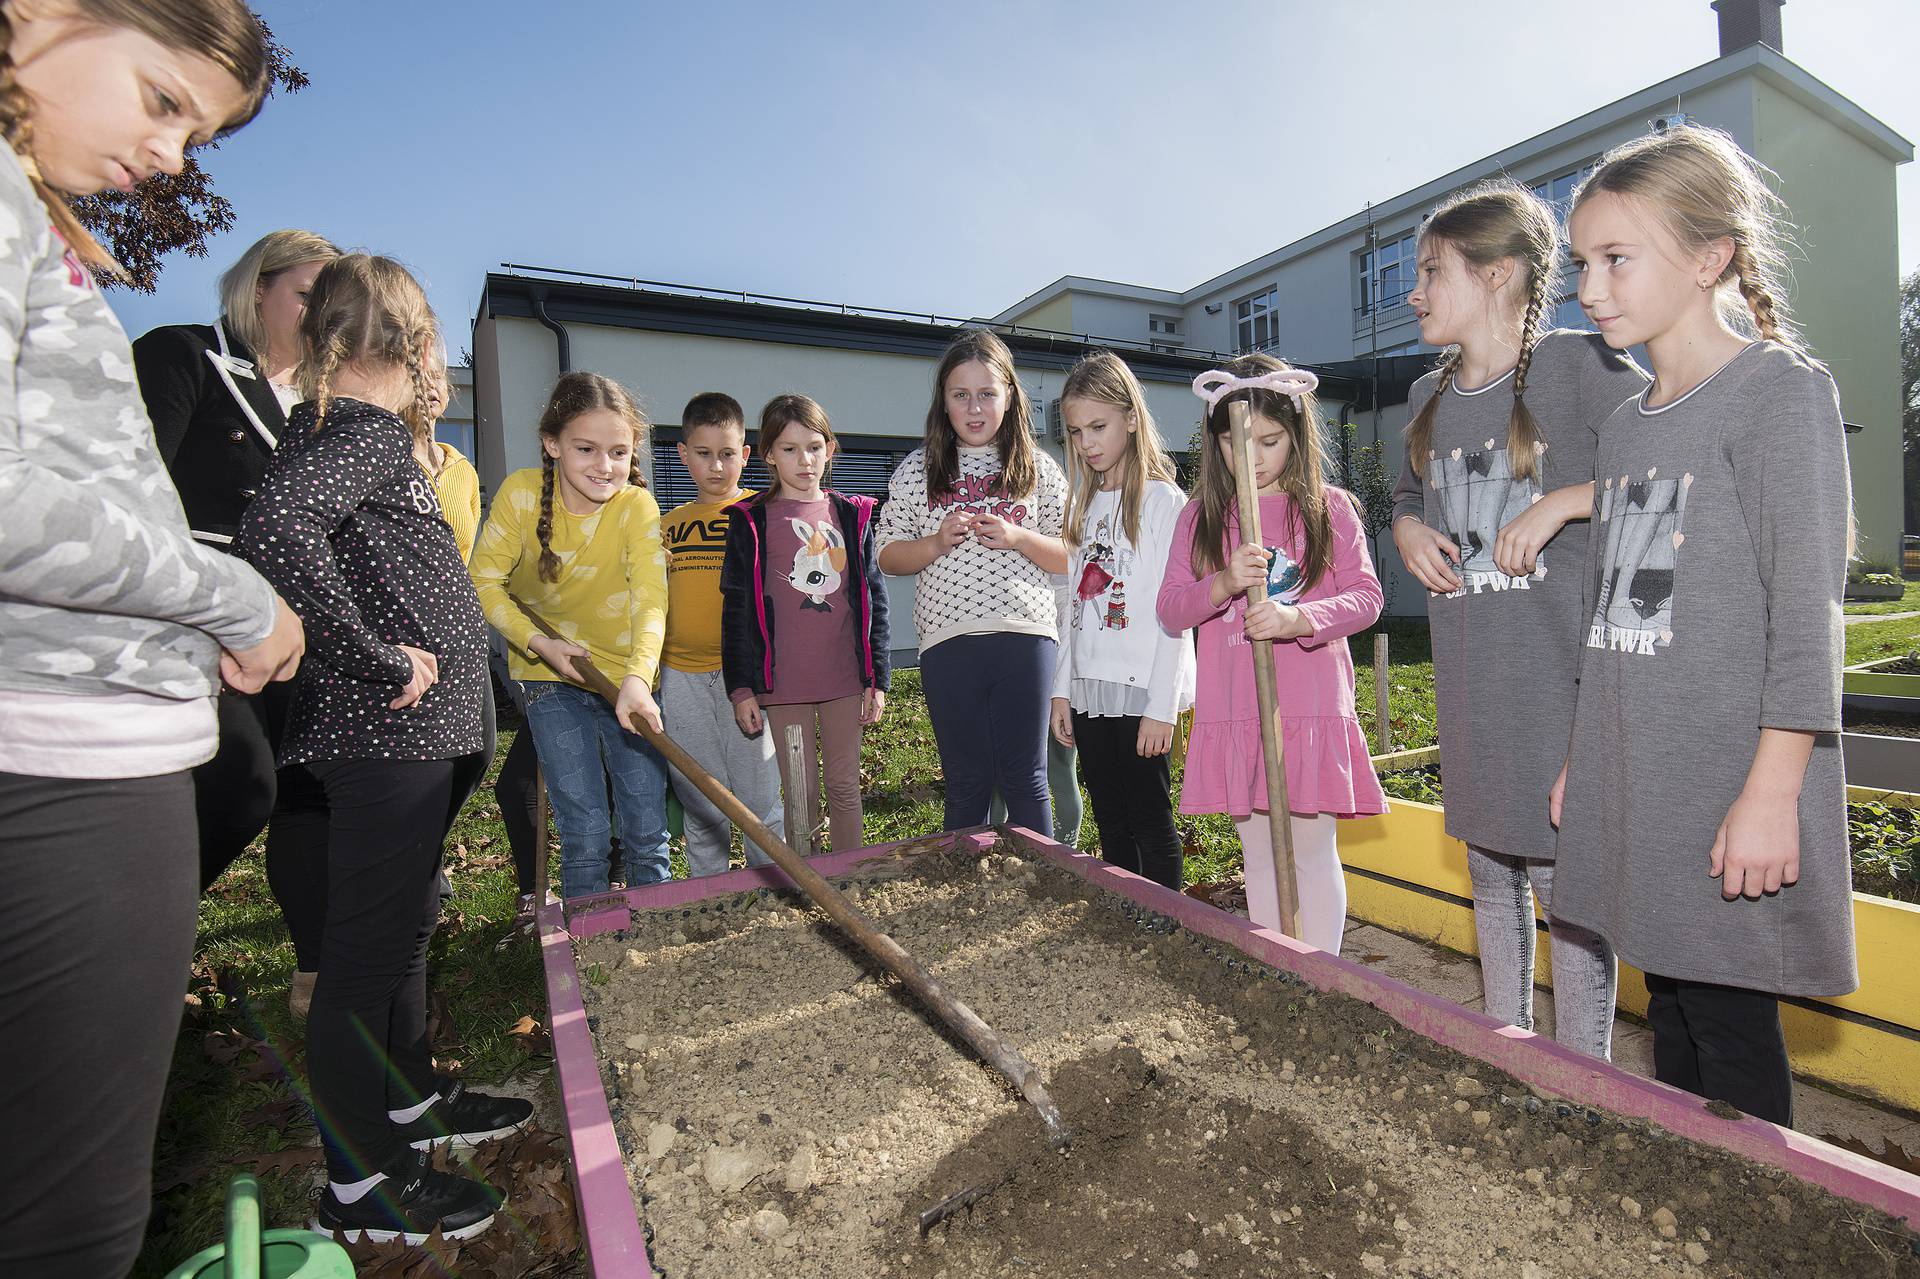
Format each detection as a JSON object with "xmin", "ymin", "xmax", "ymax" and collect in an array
[
  {"xmin": 1049, "ymin": 353, "xmax": 1195, "ymax": 889},
  {"xmin": 876, "ymin": 329, "xmax": 1068, "ymax": 835}
]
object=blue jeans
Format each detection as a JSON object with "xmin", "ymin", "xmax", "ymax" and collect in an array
[
  {"xmin": 921, "ymin": 632, "xmax": 1054, "ymax": 838},
  {"xmin": 522, "ymin": 681, "xmax": 670, "ymax": 898}
]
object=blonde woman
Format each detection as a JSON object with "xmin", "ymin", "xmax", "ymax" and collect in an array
[{"xmin": 132, "ymin": 227, "xmax": 339, "ymax": 892}]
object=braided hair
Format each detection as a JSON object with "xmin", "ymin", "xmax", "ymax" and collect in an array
[
  {"xmin": 1403, "ymin": 180, "xmax": 1558, "ymax": 486},
  {"xmin": 1572, "ymin": 124, "xmax": 1806, "ymax": 355},
  {"xmin": 296, "ymin": 255, "xmax": 441, "ymax": 445},
  {"xmin": 534, "ymin": 372, "xmax": 650, "ymax": 583}
]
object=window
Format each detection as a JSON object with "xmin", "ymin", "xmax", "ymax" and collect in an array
[
  {"xmin": 1148, "ymin": 314, "xmax": 1181, "ymax": 336},
  {"xmin": 1358, "ymin": 231, "xmax": 1417, "ymax": 315},
  {"xmin": 1530, "ymin": 162, "xmax": 1598, "ymax": 331},
  {"xmin": 434, "ymin": 420, "xmax": 475, "ymax": 461},
  {"xmin": 1234, "ymin": 285, "xmax": 1279, "ymax": 352},
  {"xmin": 650, "ymin": 438, "xmax": 910, "ymax": 512}
]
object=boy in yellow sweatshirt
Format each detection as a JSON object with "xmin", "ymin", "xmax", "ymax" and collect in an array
[{"xmin": 659, "ymin": 394, "xmax": 784, "ymax": 875}]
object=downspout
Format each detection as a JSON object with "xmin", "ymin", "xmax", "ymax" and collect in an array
[{"xmin": 531, "ymin": 286, "xmax": 572, "ymax": 372}]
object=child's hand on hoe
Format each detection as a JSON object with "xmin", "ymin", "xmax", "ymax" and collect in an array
[
  {"xmin": 1209, "ymin": 543, "xmax": 1272, "ymax": 608},
  {"xmin": 617, "ymin": 675, "xmax": 663, "ymax": 735},
  {"xmin": 527, "ymin": 632, "xmax": 595, "ymax": 686},
  {"xmin": 1243, "ymin": 599, "xmax": 1313, "ymax": 642},
  {"xmin": 733, "ymin": 693, "xmax": 764, "ymax": 736}
]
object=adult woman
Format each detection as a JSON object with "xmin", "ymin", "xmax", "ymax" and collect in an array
[{"xmin": 133, "ymin": 230, "xmax": 339, "ymax": 892}]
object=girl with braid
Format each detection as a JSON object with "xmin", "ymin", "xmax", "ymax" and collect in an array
[
  {"xmin": 469, "ymin": 372, "xmax": 671, "ymax": 898},
  {"xmin": 238, "ymin": 254, "xmax": 527, "ymax": 1244},
  {"xmin": 1552, "ymin": 127, "xmax": 1856, "ymax": 1126},
  {"xmin": 0, "ymin": 5, "xmax": 306, "ymax": 1270},
  {"xmin": 1389, "ymin": 180, "xmax": 1647, "ymax": 1060}
]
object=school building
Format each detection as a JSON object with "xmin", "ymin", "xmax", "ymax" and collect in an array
[
  {"xmin": 993, "ymin": 0, "xmax": 1912, "ymax": 571},
  {"xmin": 466, "ymin": 0, "xmax": 1912, "ymax": 650}
]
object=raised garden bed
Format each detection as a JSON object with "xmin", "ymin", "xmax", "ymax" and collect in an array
[
  {"xmin": 1343, "ymin": 764, "xmax": 1920, "ymax": 1111},
  {"xmin": 542, "ymin": 832, "xmax": 1920, "ymax": 1278}
]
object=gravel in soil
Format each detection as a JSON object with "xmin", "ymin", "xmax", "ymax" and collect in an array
[{"xmin": 576, "ymin": 845, "xmax": 1920, "ymax": 1278}]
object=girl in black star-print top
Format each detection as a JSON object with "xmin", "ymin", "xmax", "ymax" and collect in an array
[{"xmin": 236, "ymin": 255, "xmax": 526, "ymax": 1249}]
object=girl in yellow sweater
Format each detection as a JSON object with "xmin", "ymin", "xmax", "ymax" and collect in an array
[{"xmin": 470, "ymin": 373, "xmax": 669, "ymax": 897}]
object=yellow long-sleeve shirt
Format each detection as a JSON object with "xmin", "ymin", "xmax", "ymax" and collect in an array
[
  {"xmin": 431, "ymin": 442, "xmax": 481, "ymax": 561},
  {"xmin": 469, "ymin": 467, "xmax": 667, "ymax": 684}
]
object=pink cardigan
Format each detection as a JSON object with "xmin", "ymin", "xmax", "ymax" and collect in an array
[{"xmin": 1158, "ymin": 490, "xmax": 1388, "ymax": 820}]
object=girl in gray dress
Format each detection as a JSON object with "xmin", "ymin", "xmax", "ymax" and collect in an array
[
  {"xmin": 1552, "ymin": 126, "xmax": 1856, "ymax": 1128},
  {"xmin": 1391, "ymin": 182, "xmax": 1647, "ymax": 1060}
]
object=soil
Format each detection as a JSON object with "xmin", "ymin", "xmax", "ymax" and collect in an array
[
  {"xmin": 1846, "ymin": 707, "xmax": 1920, "ymax": 740},
  {"xmin": 575, "ymin": 844, "xmax": 1920, "ymax": 1278}
]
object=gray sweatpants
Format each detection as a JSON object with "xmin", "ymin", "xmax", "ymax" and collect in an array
[
  {"xmin": 660, "ymin": 667, "xmax": 783, "ymax": 877},
  {"xmin": 1465, "ymin": 845, "xmax": 1617, "ymax": 1060}
]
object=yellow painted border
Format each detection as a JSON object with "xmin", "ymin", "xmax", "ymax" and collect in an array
[{"xmin": 1341, "ymin": 799, "xmax": 1920, "ymax": 1113}]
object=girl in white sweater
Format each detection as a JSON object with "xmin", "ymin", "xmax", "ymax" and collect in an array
[{"xmin": 1049, "ymin": 353, "xmax": 1195, "ymax": 888}]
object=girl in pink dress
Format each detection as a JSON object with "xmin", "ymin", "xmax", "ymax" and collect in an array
[{"xmin": 1158, "ymin": 353, "xmax": 1387, "ymax": 953}]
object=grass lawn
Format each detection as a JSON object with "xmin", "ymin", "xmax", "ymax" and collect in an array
[
  {"xmin": 141, "ymin": 619, "xmax": 1438, "ymax": 1274},
  {"xmin": 1846, "ymin": 612, "xmax": 1920, "ymax": 668},
  {"xmin": 1844, "ymin": 579, "xmax": 1920, "ymax": 617}
]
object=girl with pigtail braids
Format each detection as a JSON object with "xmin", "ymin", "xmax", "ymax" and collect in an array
[
  {"xmin": 237, "ymin": 254, "xmax": 528, "ymax": 1245},
  {"xmin": 1552, "ymin": 126, "xmax": 1856, "ymax": 1128},
  {"xmin": 468, "ymin": 371, "xmax": 673, "ymax": 900},
  {"xmin": 1387, "ymin": 180, "xmax": 1648, "ymax": 1062}
]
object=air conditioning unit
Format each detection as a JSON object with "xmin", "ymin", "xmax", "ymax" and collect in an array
[
  {"xmin": 1650, "ymin": 111, "xmax": 1692, "ymax": 133},
  {"xmin": 1047, "ymin": 397, "xmax": 1065, "ymax": 444}
]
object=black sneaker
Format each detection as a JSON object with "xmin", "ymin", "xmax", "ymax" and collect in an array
[
  {"xmin": 395, "ymin": 1078, "xmax": 533, "ymax": 1151},
  {"xmin": 313, "ymin": 1148, "xmax": 501, "ymax": 1245}
]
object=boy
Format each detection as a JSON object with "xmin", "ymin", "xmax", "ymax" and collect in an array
[{"xmin": 659, "ymin": 393, "xmax": 784, "ymax": 875}]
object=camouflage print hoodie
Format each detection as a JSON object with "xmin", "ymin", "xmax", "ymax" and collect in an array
[{"xmin": 0, "ymin": 148, "xmax": 276, "ymax": 703}]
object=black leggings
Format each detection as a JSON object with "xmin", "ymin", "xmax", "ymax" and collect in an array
[
  {"xmin": 194, "ymin": 683, "xmax": 290, "ymax": 890},
  {"xmin": 1644, "ymin": 972, "xmax": 1793, "ymax": 1127},
  {"xmin": 1071, "ymin": 711, "xmax": 1183, "ymax": 891},
  {"xmin": 304, "ymin": 756, "xmax": 483, "ymax": 1182},
  {"xmin": 271, "ymin": 702, "xmax": 492, "ymax": 972},
  {"xmin": 495, "ymin": 726, "xmax": 541, "ymax": 896},
  {"xmin": 0, "ymin": 770, "xmax": 198, "ymax": 1278}
]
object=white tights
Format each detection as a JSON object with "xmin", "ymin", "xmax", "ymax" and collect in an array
[{"xmin": 1234, "ymin": 811, "xmax": 1347, "ymax": 955}]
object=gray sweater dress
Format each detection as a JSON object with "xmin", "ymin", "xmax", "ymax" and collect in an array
[
  {"xmin": 1551, "ymin": 341, "xmax": 1856, "ymax": 997},
  {"xmin": 1390, "ymin": 330, "xmax": 1647, "ymax": 861}
]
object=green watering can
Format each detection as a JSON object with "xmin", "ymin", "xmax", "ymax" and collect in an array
[{"xmin": 164, "ymin": 1173, "xmax": 355, "ymax": 1279}]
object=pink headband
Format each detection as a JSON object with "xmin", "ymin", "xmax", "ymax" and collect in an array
[{"xmin": 1191, "ymin": 367, "xmax": 1319, "ymax": 413}]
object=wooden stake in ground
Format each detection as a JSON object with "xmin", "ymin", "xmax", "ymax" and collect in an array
[
  {"xmin": 1373, "ymin": 630, "xmax": 1391, "ymax": 756},
  {"xmin": 509, "ymin": 598, "xmax": 1070, "ymax": 1150},
  {"xmin": 1224, "ymin": 398, "xmax": 1302, "ymax": 940},
  {"xmin": 782, "ymin": 723, "xmax": 812, "ymax": 854}
]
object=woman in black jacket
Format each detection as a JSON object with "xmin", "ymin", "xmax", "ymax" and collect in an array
[{"xmin": 133, "ymin": 229, "xmax": 340, "ymax": 905}]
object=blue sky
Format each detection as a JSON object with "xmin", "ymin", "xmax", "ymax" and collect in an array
[{"xmin": 107, "ymin": 0, "xmax": 1920, "ymax": 352}]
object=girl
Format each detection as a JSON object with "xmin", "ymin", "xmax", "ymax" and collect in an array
[
  {"xmin": 1388, "ymin": 180, "xmax": 1647, "ymax": 1061},
  {"xmin": 721, "ymin": 394, "xmax": 889, "ymax": 852},
  {"xmin": 0, "ymin": 6, "xmax": 302, "ymax": 1271},
  {"xmin": 1158, "ymin": 353, "xmax": 1386, "ymax": 954},
  {"xmin": 469, "ymin": 372, "xmax": 671, "ymax": 899},
  {"xmin": 237, "ymin": 255, "xmax": 523, "ymax": 1243},
  {"xmin": 1048, "ymin": 353, "xmax": 1194, "ymax": 890},
  {"xmin": 134, "ymin": 228, "xmax": 339, "ymax": 894},
  {"xmin": 876, "ymin": 329, "xmax": 1069, "ymax": 835},
  {"xmin": 1552, "ymin": 126, "xmax": 1855, "ymax": 1127}
]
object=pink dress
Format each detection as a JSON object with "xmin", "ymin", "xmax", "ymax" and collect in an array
[{"xmin": 1158, "ymin": 490, "xmax": 1387, "ymax": 820}]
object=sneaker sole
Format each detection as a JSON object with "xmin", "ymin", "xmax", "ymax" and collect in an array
[
  {"xmin": 311, "ymin": 1210, "xmax": 496, "ymax": 1246},
  {"xmin": 407, "ymin": 1115, "xmax": 531, "ymax": 1152}
]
